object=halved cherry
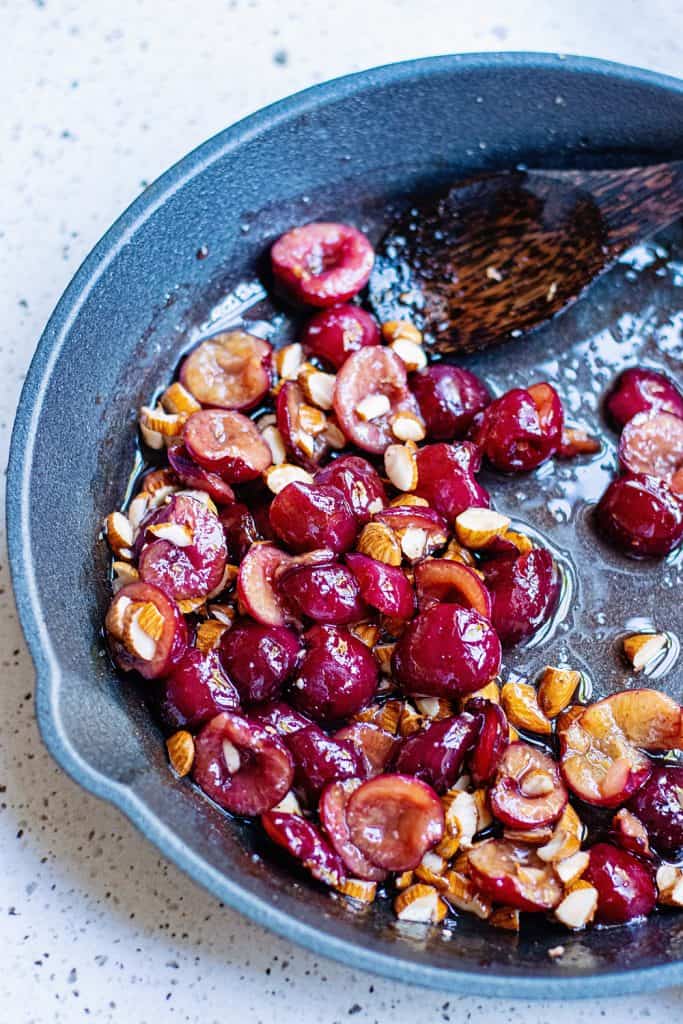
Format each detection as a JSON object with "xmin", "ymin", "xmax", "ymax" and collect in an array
[
  {"xmin": 484, "ymin": 548, "xmax": 560, "ymax": 647},
  {"xmin": 192, "ymin": 711, "xmax": 294, "ymax": 815},
  {"xmin": 333, "ymin": 347, "xmax": 422, "ymax": 453},
  {"xmin": 345, "ymin": 552, "xmax": 414, "ymax": 619},
  {"xmin": 138, "ymin": 494, "xmax": 227, "ymax": 599},
  {"xmin": 468, "ymin": 839, "xmax": 562, "ymax": 911},
  {"xmin": 465, "ymin": 697, "xmax": 509, "ymax": 785},
  {"xmin": 410, "ymin": 364, "xmax": 491, "ymax": 441},
  {"xmin": 219, "ymin": 620, "xmax": 302, "ymax": 705},
  {"xmin": 470, "ymin": 384, "xmax": 563, "ymax": 472},
  {"xmin": 374, "ymin": 505, "xmax": 449, "ymax": 542},
  {"xmin": 334, "ymin": 722, "xmax": 399, "ymax": 777},
  {"xmin": 179, "ymin": 330, "xmax": 272, "ymax": 410},
  {"xmin": 490, "ymin": 742, "xmax": 567, "ymax": 829},
  {"xmin": 278, "ymin": 560, "xmax": 366, "ymax": 625},
  {"xmin": 167, "ymin": 443, "xmax": 236, "ymax": 505},
  {"xmin": 394, "ymin": 714, "xmax": 479, "ymax": 793},
  {"xmin": 584, "ymin": 843, "xmax": 656, "ymax": 924},
  {"xmin": 261, "ymin": 810, "xmax": 345, "ymax": 886},
  {"xmin": 315, "ymin": 455, "xmax": 387, "ymax": 525},
  {"xmin": 414, "ymin": 442, "xmax": 490, "ymax": 519},
  {"xmin": 596, "ymin": 472, "xmax": 683, "ymax": 557},
  {"xmin": 606, "ymin": 367, "xmax": 683, "ymax": 428},
  {"xmin": 392, "ymin": 604, "xmax": 501, "ymax": 698},
  {"xmin": 271, "ymin": 222, "xmax": 374, "ymax": 307},
  {"xmin": 414, "ymin": 559, "xmax": 492, "ymax": 619},
  {"xmin": 319, "ymin": 779, "xmax": 387, "ymax": 881},
  {"xmin": 285, "ymin": 724, "xmax": 362, "ymax": 801},
  {"xmin": 619, "ymin": 411, "xmax": 683, "ymax": 483},
  {"xmin": 269, "ymin": 481, "xmax": 357, "ymax": 554},
  {"xmin": 237, "ymin": 542, "xmax": 294, "ymax": 626},
  {"xmin": 220, "ymin": 502, "xmax": 261, "ymax": 562},
  {"xmin": 628, "ymin": 764, "xmax": 683, "ymax": 858},
  {"xmin": 288, "ymin": 624, "xmax": 378, "ymax": 726},
  {"xmin": 184, "ymin": 409, "xmax": 272, "ymax": 482},
  {"xmin": 105, "ymin": 581, "xmax": 187, "ymax": 680},
  {"xmin": 276, "ymin": 381, "xmax": 329, "ymax": 471},
  {"xmin": 346, "ymin": 774, "xmax": 444, "ymax": 871},
  {"xmin": 160, "ymin": 647, "xmax": 240, "ymax": 730},
  {"xmin": 301, "ymin": 304, "xmax": 380, "ymax": 369}
]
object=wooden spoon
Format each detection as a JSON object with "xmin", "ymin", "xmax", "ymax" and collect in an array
[{"xmin": 367, "ymin": 161, "xmax": 683, "ymax": 355}]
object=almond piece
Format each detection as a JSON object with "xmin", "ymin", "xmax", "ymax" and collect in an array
[
  {"xmin": 389, "ymin": 494, "xmax": 429, "ymax": 509},
  {"xmin": 111, "ymin": 560, "xmax": 140, "ymax": 594},
  {"xmin": 298, "ymin": 403, "xmax": 327, "ymax": 436},
  {"xmin": 415, "ymin": 851, "xmax": 448, "ymax": 890},
  {"xmin": 381, "ymin": 320, "xmax": 423, "ymax": 346},
  {"xmin": 455, "ymin": 508, "xmax": 511, "ymax": 549},
  {"xmin": 272, "ymin": 790, "xmax": 303, "ymax": 815},
  {"xmin": 350, "ymin": 623, "xmax": 380, "ymax": 648},
  {"xmin": 537, "ymin": 829, "xmax": 581, "ymax": 863},
  {"xmin": 166, "ymin": 730, "xmax": 195, "ymax": 777},
  {"xmin": 357, "ymin": 521, "xmax": 402, "ymax": 566},
  {"xmin": 122, "ymin": 602, "xmax": 159, "ymax": 661},
  {"xmin": 612, "ymin": 808, "xmax": 652, "ymax": 858},
  {"xmin": 434, "ymin": 833, "xmax": 461, "ymax": 860},
  {"xmin": 265, "ymin": 463, "xmax": 315, "ymax": 494},
  {"xmin": 140, "ymin": 467, "xmax": 178, "ymax": 498},
  {"xmin": 196, "ymin": 619, "xmax": 228, "ymax": 654},
  {"xmin": 275, "ymin": 343, "xmax": 304, "ymax": 381},
  {"xmin": 501, "ymin": 681, "xmax": 553, "ymax": 735},
  {"xmin": 623, "ymin": 632, "xmax": 667, "ymax": 672},
  {"xmin": 336, "ymin": 878, "xmax": 377, "ymax": 903},
  {"xmin": 147, "ymin": 521, "xmax": 194, "ymax": 547},
  {"xmin": 398, "ymin": 703, "xmax": 424, "ymax": 738},
  {"xmin": 560, "ymin": 427, "xmax": 602, "ymax": 457},
  {"xmin": 205, "ymin": 562, "xmax": 239, "ymax": 601},
  {"xmin": 106, "ymin": 595, "xmax": 132, "ymax": 639},
  {"xmin": 395, "ymin": 870, "xmax": 414, "ymax": 890},
  {"xmin": 261, "ymin": 425, "xmax": 287, "ymax": 465},
  {"xmin": 519, "ymin": 768, "xmax": 556, "ymax": 798},
  {"xmin": 207, "ymin": 603, "xmax": 237, "ymax": 627},
  {"xmin": 394, "ymin": 883, "xmax": 447, "ymax": 923},
  {"xmin": 105, "ymin": 511, "xmax": 135, "ymax": 559},
  {"xmin": 299, "ymin": 366, "xmax": 336, "ymax": 410},
  {"xmin": 489, "ymin": 906, "xmax": 520, "ymax": 931},
  {"xmin": 160, "ymin": 381, "xmax": 202, "ymax": 415},
  {"xmin": 537, "ymin": 666, "xmax": 581, "ymax": 718},
  {"xmin": 473, "ymin": 788, "xmax": 493, "ymax": 831},
  {"xmin": 390, "ymin": 411, "xmax": 426, "ymax": 442},
  {"xmin": 138, "ymin": 420, "xmax": 164, "ymax": 450},
  {"xmin": 140, "ymin": 405, "xmax": 187, "ymax": 438},
  {"xmin": 503, "ymin": 825, "xmax": 554, "ymax": 846},
  {"xmin": 355, "ymin": 698, "xmax": 403, "ymax": 734},
  {"xmin": 555, "ymin": 850, "xmax": 590, "ymax": 886},
  {"xmin": 356, "ymin": 393, "xmax": 391, "ymax": 422},
  {"xmin": 136, "ymin": 602, "xmax": 165, "ymax": 642},
  {"xmin": 400, "ymin": 527, "xmax": 428, "ymax": 561},
  {"xmin": 656, "ymin": 864, "xmax": 683, "ymax": 907},
  {"xmin": 505, "ymin": 530, "xmax": 534, "ymax": 555},
  {"xmin": 442, "ymin": 790, "xmax": 478, "ymax": 848},
  {"xmin": 442, "ymin": 538, "xmax": 477, "ymax": 566},
  {"xmin": 389, "ymin": 338, "xmax": 427, "ymax": 372},
  {"xmin": 127, "ymin": 494, "xmax": 151, "ymax": 534},
  {"xmin": 177, "ymin": 596, "xmax": 207, "ymax": 615},
  {"xmin": 554, "ymin": 882, "xmax": 598, "ymax": 930},
  {"xmin": 443, "ymin": 870, "xmax": 492, "ymax": 919},
  {"xmin": 373, "ymin": 642, "xmax": 396, "ymax": 676},
  {"xmin": 322, "ymin": 418, "xmax": 346, "ymax": 449},
  {"xmin": 415, "ymin": 697, "xmax": 455, "ymax": 720}
]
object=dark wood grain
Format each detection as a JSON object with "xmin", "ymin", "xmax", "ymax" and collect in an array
[{"xmin": 367, "ymin": 161, "xmax": 683, "ymax": 355}]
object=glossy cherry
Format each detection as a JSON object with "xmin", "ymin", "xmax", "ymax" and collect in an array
[
  {"xmin": 414, "ymin": 442, "xmax": 490, "ymax": 520},
  {"xmin": 261, "ymin": 810, "xmax": 346, "ymax": 886},
  {"xmin": 271, "ymin": 222, "xmax": 374, "ymax": 307},
  {"xmin": 334, "ymin": 722, "xmax": 399, "ymax": 777},
  {"xmin": 237, "ymin": 542, "xmax": 294, "ymax": 626},
  {"xmin": 220, "ymin": 502, "xmax": 261, "ymax": 562},
  {"xmin": 628, "ymin": 765, "xmax": 683, "ymax": 858},
  {"xmin": 315, "ymin": 455, "xmax": 386, "ymax": 525},
  {"xmin": 276, "ymin": 381, "xmax": 329, "ymax": 471},
  {"xmin": 410, "ymin": 364, "xmax": 491, "ymax": 440},
  {"xmin": 490, "ymin": 742, "xmax": 567, "ymax": 829},
  {"xmin": 468, "ymin": 839, "xmax": 562, "ymax": 912},
  {"xmin": 179, "ymin": 330, "xmax": 272, "ymax": 411},
  {"xmin": 333, "ymin": 346, "xmax": 422, "ymax": 453},
  {"xmin": 167, "ymin": 444, "xmax": 236, "ymax": 505},
  {"xmin": 596, "ymin": 473, "xmax": 683, "ymax": 557},
  {"xmin": 345, "ymin": 552, "xmax": 414, "ymax": 619},
  {"xmin": 584, "ymin": 843, "xmax": 656, "ymax": 924},
  {"xmin": 278, "ymin": 560, "xmax": 366, "ymax": 625},
  {"xmin": 414, "ymin": 558, "xmax": 492, "ymax": 619},
  {"xmin": 394, "ymin": 713, "xmax": 479, "ymax": 793},
  {"xmin": 219, "ymin": 620, "xmax": 302, "ymax": 705},
  {"xmin": 484, "ymin": 548, "xmax": 560, "ymax": 646},
  {"xmin": 301, "ymin": 304, "xmax": 380, "ymax": 369},
  {"xmin": 606, "ymin": 367, "xmax": 683, "ymax": 428},
  {"xmin": 105, "ymin": 581, "xmax": 187, "ymax": 680},
  {"xmin": 285, "ymin": 724, "xmax": 362, "ymax": 801},
  {"xmin": 269, "ymin": 481, "xmax": 357, "ymax": 554},
  {"xmin": 346, "ymin": 774, "xmax": 444, "ymax": 871},
  {"xmin": 160, "ymin": 647, "xmax": 240, "ymax": 730},
  {"xmin": 184, "ymin": 409, "xmax": 272, "ymax": 482},
  {"xmin": 288, "ymin": 625, "xmax": 378, "ymax": 726},
  {"xmin": 319, "ymin": 779, "xmax": 387, "ymax": 881},
  {"xmin": 619, "ymin": 411, "xmax": 683, "ymax": 484},
  {"xmin": 470, "ymin": 383, "xmax": 563, "ymax": 472},
  {"xmin": 465, "ymin": 697, "xmax": 509, "ymax": 785}
]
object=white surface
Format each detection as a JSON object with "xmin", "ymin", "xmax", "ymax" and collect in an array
[{"xmin": 1, "ymin": 1, "xmax": 683, "ymax": 1021}]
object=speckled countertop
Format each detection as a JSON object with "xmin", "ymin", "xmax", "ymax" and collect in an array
[{"xmin": 2, "ymin": 1, "xmax": 683, "ymax": 1021}]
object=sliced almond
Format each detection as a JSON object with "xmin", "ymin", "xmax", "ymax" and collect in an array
[
  {"xmin": 272, "ymin": 790, "xmax": 303, "ymax": 815},
  {"xmin": 355, "ymin": 698, "xmax": 403, "ymax": 734},
  {"xmin": 140, "ymin": 405, "xmax": 186, "ymax": 438},
  {"xmin": 322, "ymin": 418, "xmax": 346, "ymax": 449},
  {"xmin": 384, "ymin": 441, "xmax": 418, "ymax": 492},
  {"xmin": 261, "ymin": 425, "xmax": 287, "ymax": 465},
  {"xmin": 298, "ymin": 364, "xmax": 336, "ymax": 410},
  {"xmin": 505, "ymin": 530, "xmax": 534, "ymax": 555},
  {"xmin": 623, "ymin": 632, "xmax": 667, "ymax": 672},
  {"xmin": 389, "ymin": 338, "xmax": 427, "ymax": 372},
  {"xmin": 350, "ymin": 623, "xmax": 380, "ymax": 648},
  {"xmin": 455, "ymin": 508, "xmax": 511, "ymax": 549},
  {"xmin": 222, "ymin": 738, "xmax": 241, "ymax": 774},
  {"xmin": 166, "ymin": 730, "xmax": 195, "ymax": 777},
  {"xmin": 537, "ymin": 666, "xmax": 581, "ymax": 719},
  {"xmin": 275, "ymin": 343, "xmax": 304, "ymax": 381},
  {"xmin": 554, "ymin": 882, "xmax": 598, "ymax": 930},
  {"xmin": 415, "ymin": 697, "xmax": 455, "ymax": 720},
  {"xmin": 443, "ymin": 870, "xmax": 492, "ymax": 919},
  {"xmin": 207, "ymin": 603, "xmax": 237, "ymax": 627},
  {"xmin": 356, "ymin": 393, "xmax": 391, "ymax": 422},
  {"xmin": 160, "ymin": 381, "xmax": 201, "ymax": 415},
  {"xmin": 390, "ymin": 411, "xmax": 426, "ymax": 442},
  {"xmin": 394, "ymin": 883, "xmax": 447, "ymax": 923},
  {"xmin": 111, "ymin": 560, "xmax": 140, "ymax": 594},
  {"xmin": 336, "ymin": 878, "xmax": 377, "ymax": 903},
  {"xmin": 656, "ymin": 864, "xmax": 683, "ymax": 907},
  {"xmin": 177, "ymin": 596, "xmax": 206, "ymax": 615},
  {"xmin": 136, "ymin": 602, "xmax": 165, "ymax": 642},
  {"xmin": 612, "ymin": 808, "xmax": 651, "ymax": 857},
  {"xmin": 357, "ymin": 521, "xmax": 402, "ymax": 566},
  {"xmin": 381, "ymin": 320, "xmax": 423, "ymax": 346},
  {"xmin": 373, "ymin": 642, "xmax": 396, "ymax": 676},
  {"xmin": 548, "ymin": 945, "xmax": 566, "ymax": 959},
  {"xmin": 264, "ymin": 463, "xmax": 315, "ymax": 494},
  {"xmin": 398, "ymin": 703, "xmax": 424, "ymax": 738},
  {"xmin": 196, "ymin": 619, "xmax": 228, "ymax": 654},
  {"xmin": 555, "ymin": 850, "xmax": 590, "ymax": 886},
  {"xmin": 122, "ymin": 603, "xmax": 158, "ymax": 661},
  {"xmin": 442, "ymin": 790, "xmax": 478, "ymax": 848},
  {"xmin": 561, "ymin": 427, "xmax": 601, "ymax": 457},
  {"xmin": 501, "ymin": 681, "xmax": 553, "ymax": 735},
  {"xmin": 434, "ymin": 833, "xmax": 461, "ymax": 860},
  {"xmin": 441, "ymin": 538, "xmax": 477, "ymax": 566},
  {"xmin": 298, "ymin": 403, "xmax": 327, "ymax": 436},
  {"xmin": 389, "ymin": 494, "xmax": 429, "ymax": 509},
  {"xmin": 489, "ymin": 906, "xmax": 520, "ymax": 931},
  {"xmin": 105, "ymin": 511, "xmax": 134, "ymax": 559},
  {"xmin": 147, "ymin": 521, "xmax": 194, "ymax": 547},
  {"xmin": 395, "ymin": 870, "xmax": 414, "ymax": 890},
  {"xmin": 537, "ymin": 829, "xmax": 581, "ymax": 864}
]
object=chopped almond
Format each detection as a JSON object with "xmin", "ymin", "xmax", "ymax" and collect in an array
[
  {"xmin": 455, "ymin": 508, "xmax": 511, "ymax": 549},
  {"xmin": 105, "ymin": 511, "xmax": 134, "ymax": 559},
  {"xmin": 160, "ymin": 381, "xmax": 201, "ymax": 415},
  {"xmin": 443, "ymin": 870, "xmax": 492, "ymax": 919},
  {"xmin": 147, "ymin": 521, "xmax": 193, "ymax": 547},
  {"xmin": 272, "ymin": 790, "xmax": 303, "ymax": 815},
  {"xmin": 322, "ymin": 418, "xmax": 346, "ymax": 449},
  {"xmin": 395, "ymin": 870, "xmax": 414, "ymax": 890},
  {"xmin": 166, "ymin": 730, "xmax": 195, "ymax": 777},
  {"xmin": 298, "ymin": 364, "xmax": 336, "ymax": 410},
  {"xmin": 111, "ymin": 560, "xmax": 140, "ymax": 594},
  {"xmin": 473, "ymin": 788, "xmax": 493, "ymax": 831},
  {"xmin": 623, "ymin": 632, "xmax": 667, "ymax": 672},
  {"xmin": 400, "ymin": 527, "xmax": 428, "ymax": 561},
  {"xmin": 373, "ymin": 643, "xmax": 396, "ymax": 676},
  {"xmin": 414, "ymin": 697, "xmax": 455, "ymax": 720},
  {"xmin": 123, "ymin": 602, "xmax": 159, "ymax": 661},
  {"xmin": 519, "ymin": 768, "xmax": 556, "ymax": 798},
  {"xmin": 442, "ymin": 790, "xmax": 478, "ymax": 848},
  {"xmin": 501, "ymin": 681, "xmax": 553, "ymax": 735},
  {"xmin": 261, "ymin": 425, "xmax": 287, "ymax": 465},
  {"xmin": 207, "ymin": 603, "xmax": 236, "ymax": 627},
  {"xmin": 441, "ymin": 538, "xmax": 477, "ymax": 566},
  {"xmin": 554, "ymin": 882, "xmax": 598, "ymax": 930},
  {"xmin": 264, "ymin": 463, "xmax": 315, "ymax": 494},
  {"xmin": 196, "ymin": 619, "xmax": 228, "ymax": 653},
  {"xmin": 489, "ymin": 906, "xmax": 520, "ymax": 931},
  {"xmin": 505, "ymin": 530, "xmax": 534, "ymax": 555},
  {"xmin": 381, "ymin": 320, "xmax": 423, "ymax": 346},
  {"xmin": 434, "ymin": 833, "xmax": 461, "ymax": 860},
  {"xmin": 355, "ymin": 393, "xmax": 392, "ymax": 421},
  {"xmin": 394, "ymin": 883, "xmax": 447, "ymax": 923},
  {"xmin": 298, "ymin": 403, "xmax": 327, "ymax": 436},
  {"xmin": 559, "ymin": 427, "xmax": 601, "ymax": 457},
  {"xmin": 390, "ymin": 411, "xmax": 426, "ymax": 442},
  {"xmin": 127, "ymin": 494, "xmax": 151, "ymax": 534},
  {"xmin": 537, "ymin": 829, "xmax": 581, "ymax": 864},
  {"xmin": 177, "ymin": 596, "xmax": 206, "ymax": 615},
  {"xmin": 389, "ymin": 494, "xmax": 429, "ymax": 508},
  {"xmin": 467, "ymin": 680, "xmax": 501, "ymax": 704},
  {"xmin": 398, "ymin": 702, "xmax": 424, "ymax": 737},
  {"xmin": 275, "ymin": 343, "xmax": 304, "ymax": 381},
  {"xmin": 415, "ymin": 851, "xmax": 448, "ymax": 889},
  {"xmin": 538, "ymin": 666, "xmax": 581, "ymax": 718},
  {"xmin": 389, "ymin": 337, "xmax": 427, "ymax": 372},
  {"xmin": 612, "ymin": 808, "xmax": 651, "ymax": 858},
  {"xmin": 555, "ymin": 851, "xmax": 590, "ymax": 886},
  {"xmin": 503, "ymin": 825, "xmax": 554, "ymax": 846},
  {"xmin": 350, "ymin": 623, "xmax": 380, "ymax": 648},
  {"xmin": 138, "ymin": 420, "xmax": 164, "ymax": 450},
  {"xmin": 139, "ymin": 405, "xmax": 186, "ymax": 439},
  {"xmin": 356, "ymin": 521, "xmax": 402, "ymax": 566},
  {"xmin": 337, "ymin": 878, "xmax": 377, "ymax": 903},
  {"xmin": 205, "ymin": 562, "xmax": 239, "ymax": 601},
  {"xmin": 140, "ymin": 467, "xmax": 178, "ymax": 498},
  {"xmin": 656, "ymin": 864, "xmax": 683, "ymax": 907}
]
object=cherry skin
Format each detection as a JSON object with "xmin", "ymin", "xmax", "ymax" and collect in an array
[
  {"xmin": 394, "ymin": 713, "xmax": 479, "ymax": 792},
  {"xmin": 484, "ymin": 548, "xmax": 561, "ymax": 646},
  {"xmin": 584, "ymin": 843, "xmax": 656, "ymax": 924},
  {"xmin": 271, "ymin": 222, "xmax": 374, "ymax": 307},
  {"xmin": 301, "ymin": 304, "xmax": 380, "ymax": 369},
  {"xmin": 606, "ymin": 366, "xmax": 683, "ymax": 428},
  {"xmin": 414, "ymin": 442, "xmax": 490, "ymax": 519},
  {"xmin": 160, "ymin": 648, "xmax": 240, "ymax": 730},
  {"xmin": 596, "ymin": 473, "xmax": 683, "ymax": 557},
  {"xmin": 288, "ymin": 625, "xmax": 378, "ymax": 726},
  {"xmin": 269, "ymin": 482, "xmax": 358, "ymax": 554},
  {"xmin": 470, "ymin": 383, "xmax": 563, "ymax": 472},
  {"xmin": 627, "ymin": 765, "xmax": 683, "ymax": 859},
  {"xmin": 411, "ymin": 364, "xmax": 491, "ymax": 440},
  {"xmin": 219, "ymin": 620, "xmax": 302, "ymax": 705},
  {"xmin": 315, "ymin": 455, "xmax": 386, "ymax": 525}
]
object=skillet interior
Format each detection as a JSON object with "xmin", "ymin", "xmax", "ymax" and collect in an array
[{"xmin": 7, "ymin": 54, "xmax": 683, "ymax": 997}]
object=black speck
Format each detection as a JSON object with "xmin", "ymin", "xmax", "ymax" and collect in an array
[
  {"xmin": 273, "ymin": 48, "xmax": 289, "ymax": 66},
  {"xmin": 348, "ymin": 1006, "xmax": 362, "ymax": 1015},
  {"xmin": 67, "ymin": 968, "xmax": 77, "ymax": 984},
  {"xmin": 196, "ymin": 245, "xmax": 209, "ymax": 260}
]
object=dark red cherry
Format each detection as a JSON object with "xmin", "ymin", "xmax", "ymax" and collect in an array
[
  {"xmin": 269, "ymin": 482, "xmax": 357, "ymax": 554},
  {"xmin": 484, "ymin": 548, "xmax": 560, "ymax": 646},
  {"xmin": 285, "ymin": 724, "xmax": 362, "ymax": 801},
  {"xmin": 345, "ymin": 552, "xmax": 414, "ymax": 619},
  {"xmin": 346, "ymin": 774, "xmax": 444, "ymax": 871},
  {"xmin": 470, "ymin": 383, "xmax": 563, "ymax": 472},
  {"xmin": 167, "ymin": 444, "xmax": 236, "ymax": 505},
  {"xmin": 271, "ymin": 222, "xmax": 374, "ymax": 307},
  {"xmin": 333, "ymin": 347, "xmax": 422, "ymax": 453},
  {"xmin": 468, "ymin": 839, "xmax": 562, "ymax": 912},
  {"xmin": 465, "ymin": 697, "xmax": 509, "ymax": 785},
  {"xmin": 414, "ymin": 558, "xmax": 491, "ymax": 619},
  {"xmin": 414, "ymin": 442, "xmax": 490, "ymax": 519},
  {"xmin": 253, "ymin": 700, "xmax": 312, "ymax": 737},
  {"xmin": 301, "ymin": 304, "xmax": 380, "ymax": 369},
  {"xmin": 192, "ymin": 712, "xmax": 294, "ymax": 815},
  {"xmin": 219, "ymin": 620, "xmax": 301, "ymax": 705},
  {"xmin": 410, "ymin": 364, "xmax": 491, "ymax": 440},
  {"xmin": 278, "ymin": 561, "xmax": 367, "ymax": 625},
  {"xmin": 606, "ymin": 367, "xmax": 683, "ymax": 428},
  {"xmin": 220, "ymin": 502, "xmax": 261, "ymax": 562},
  {"xmin": 160, "ymin": 648, "xmax": 240, "ymax": 729},
  {"xmin": 184, "ymin": 409, "xmax": 272, "ymax": 482},
  {"xmin": 315, "ymin": 455, "xmax": 386, "ymax": 525},
  {"xmin": 288, "ymin": 625, "xmax": 378, "ymax": 726},
  {"xmin": 276, "ymin": 380, "xmax": 329, "ymax": 471},
  {"xmin": 319, "ymin": 779, "xmax": 387, "ymax": 881},
  {"xmin": 394, "ymin": 714, "xmax": 479, "ymax": 793},
  {"xmin": 262, "ymin": 810, "xmax": 345, "ymax": 886},
  {"xmin": 334, "ymin": 722, "xmax": 399, "ymax": 777},
  {"xmin": 392, "ymin": 604, "xmax": 501, "ymax": 698},
  {"xmin": 237, "ymin": 542, "xmax": 294, "ymax": 626},
  {"xmin": 105, "ymin": 581, "xmax": 187, "ymax": 680},
  {"xmin": 490, "ymin": 742, "xmax": 567, "ymax": 829},
  {"xmin": 596, "ymin": 473, "xmax": 683, "ymax": 557},
  {"xmin": 137, "ymin": 494, "xmax": 228, "ymax": 600},
  {"xmin": 627, "ymin": 765, "xmax": 683, "ymax": 858},
  {"xmin": 584, "ymin": 843, "xmax": 656, "ymax": 924}
]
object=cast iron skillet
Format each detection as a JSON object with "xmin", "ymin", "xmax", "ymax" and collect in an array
[{"xmin": 7, "ymin": 54, "xmax": 683, "ymax": 999}]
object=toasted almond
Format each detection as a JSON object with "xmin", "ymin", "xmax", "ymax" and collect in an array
[
  {"xmin": 111, "ymin": 560, "xmax": 140, "ymax": 594},
  {"xmin": 373, "ymin": 642, "xmax": 396, "ymax": 676},
  {"xmin": 139, "ymin": 420, "xmax": 164, "ymax": 450},
  {"xmin": 264, "ymin": 463, "xmax": 315, "ymax": 494},
  {"xmin": 272, "ymin": 790, "xmax": 303, "ymax": 815},
  {"xmin": 390, "ymin": 411, "xmax": 426, "ymax": 442},
  {"xmin": 384, "ymin": 441, "xmax": 418, "ymax": 491},
  {"xmin": 623, "ymin": 632, "xmax": 667, "ymax": 672},
  {"xmin": 389, "ymin": 494, "xmax": 429, "ymax": 508},
  {"xmin": 105, "ymin": 511, "xmax": 134, "ymax": 558},
  {"xmin": 537, "ymin": 666, "xmax": 581, "ymax": 718},
  {"xmin": 357, "ymin": 521, "xmax": 402, "ymax": 566},
  {"xmin": 508, "ymin": 725, "xmax": 520, "ymax": 742},
  {"xmin": 442, "ymin": 790, "xmax": 478, "ymax": 848},
  {"xmin": 415, "ymin": 697, "xmax": 455, "ymax": 720},
  {"xmin": 503, "ymin": 825, "xmax": 554, "ymax": 846},
  {"xmin": 166, "ymin": 730, "xmax": 195, "ymax": 777},
  {"xmin": 557, "ymin": 803, "xmax": 584, "ymax": 842},
  {"xmin": 296, "ymin": 430, "xmax": 316, "ymax": 458},
  {"xmin": 537, "ymin": 829, "xmax": 581, "ymax": 863},
  {"xmin": 350, "ymin": 623, "xmax": 380, "ymax": 648},
  {"xmin": 394, "ymin": 884, "xmax": 447, "ymax": 923},
  {"xmin": 555, "ymin": 850, "xmax": 590, "ymax": 886},
  {"xmin": 434, "ymin": 833, "xmax": 461, "ymax": 859},
  {"xmin": 298, "ymin": 403, "xmax": 327, "ymax": 436},
  {"xmin": 505, "ymin": 530, "xmax": 534, "ymax": 555},
  {"xmin": 261, "ymin": 425, "xmax": 287, "ymax": 465},
  {"xmin": 612, "ymin": 808, "xmax": 651, "ymax": 857},
  {"xmin": 160, "ymin": 381, "xmax": 202, "ymax": 415},
  {"xmin": 554, "ymin": 883, "xmax": 598, "ymax": 930},
  {"xmin": 196, "ymin": 619, "xmax": 228, "ymax": 653},
  {"xmin": 177, "ymin": 596, "xmax": 207, "ymax": 615},
  {"xmin": 455, "ymin": 508, "xmax": 511, "ymax": 549},
  {"xmin": 222, "ymin": 738, "xmax": 241, "ymax": 774},
  {"xmin": 127, "ymin": 494, "xmax": 151, "ymax": 536},
  {"xmin": 656, "ymin": 864, "xmax": 683, "ymax": 906},
  {"xmin": 140, "ymin": 405, "xmax": 187, "ymax": 438},
  {"xmin": 398, "ymin": 703, "xmax": 424, "ymax": 738},
  {"xmin": 415, "ymin": 851, "xmax": 448, "ymax": 890},
  {"xmin": 275, "ymin": 343, "xmax": 304, "ymax": 381},
  {"xmin": 355, "ymin": 698, "xmax": 403, "ymax": 734},
  {"xmin": 443, "ymin": 870, "xmax": 492, "ymax": 919},
  {"xmin": 467, "ymin": 680, "xmax": 501, "ymax": 704},
  {"xmin": 322, "ymin": 418, "xmax": 346, "ymax": 449},
  {"xmin": 400, "ymin": 527, "xmax": 428, "ymax": 562},
  {"xmin": 473, "ymin": 788, "xmax": 493, "ymax": 831},
  {"xmin": 395, "ymin": 870, "xmax": 414, "ymax": 890},
  {"xmin": 122, "ymin": 603, "xmax": 158, "ymax": 661},
  {"xmin": 106, "ymin": 595, "xmax": 132, "ymax": 639},
  {"xmin": 140, "ymin": 467, "xmax": 178, "ymax": 498},
  {"xmin": 147, "ymin": 521, "xmax": 194, "ymax": 547},
  {"xmin": 519, "ymin": 768, "xmax": 556, "ymax": 798},
  {"xmin": 356, "ymin": 393, "xmax": 391, "ymax": 422},
  {"xmin": 300, "ymin": 367, "xmax": 336, "ymax": 411},
  {"xmin": 560, "ymin": 427, "xmax": 602, "ymax": 456},
  {"xmin": 389, "ymin": 337, "xmax": 427, "ymax": 372},
  {"xmin": 336, "ymin": 878, "xmax": 377, "ymax": 903},
  {"xmin": 441, "ymin": 538, "xmax": 477, "ymax": 566},
  {"xmin": 136, "ymin": 602, "xmax": 165, "ymax": 642},
  {"xmin": 255, "ymin": 412, "xmax": 277, "ymax": 431},
  {"xmin": 501, "ymin": 681, "xmax": 553, "ymax": 735},
  {"xmin": 207, "ymin": 603, "xmax": 237, "ymax": 627},
  {"xmin": 381, "ymin": 320, "xmax": 424, "ymax": 346},
  {"xmin": 489, "ymin": 906, "xmax": 520, "ymax": 931}
]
